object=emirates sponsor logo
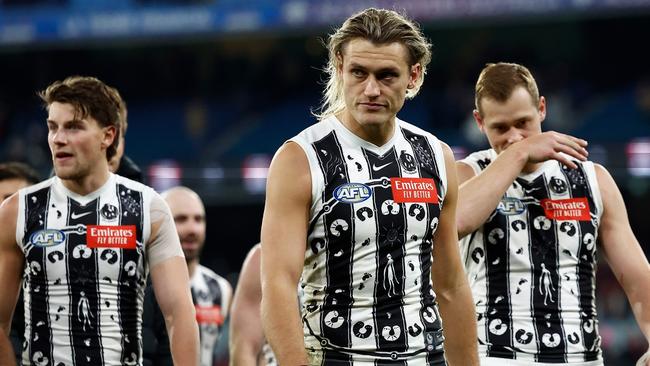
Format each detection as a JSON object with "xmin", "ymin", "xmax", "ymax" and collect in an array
[
  {"xmin": 390, "ymin": 177, "xmax": 438, "ymax": 203},
  {"xmin": 541, "ymin": 198, "xmax": 590, "ymax": 221},
  {"xmin": 87, "ymin": 225, "xmax": 137, "ymax": 249},
  {"xmin": 195, "ymin": 305, "xmax": 224, "ymax": 325}
]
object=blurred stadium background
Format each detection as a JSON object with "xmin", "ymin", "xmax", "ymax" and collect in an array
[{"xmin": 1, "ymin": 0, "xmax": 649, "ymax": 364}]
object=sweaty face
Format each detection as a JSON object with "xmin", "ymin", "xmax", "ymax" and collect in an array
[
  {"xmin": 166, "ymin": 190, "xmax": 206, "ymax": 262},
  {"xmin": 47, "ymin": 102, "xmax": 113, "ymax": 181},
  {"xmin": 338, "ymin": 38, "xmax": 420, "ymax": 137},
  {"xmin": 476, "ymin": 86, "xmax": 546, "ymax": 154},
  {"xmin": 0, "ymin": 178, "xmax": 30, "ymax": 202}
]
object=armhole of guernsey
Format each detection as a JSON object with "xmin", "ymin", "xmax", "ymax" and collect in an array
[
  {"xmin": 218, "ymin": 276, "xmax": 233, "ymax": 314},
  {"xmin": 430, "ymin": 135, "xmax": 448, "ymax": 201},
  {"xmin": 459, "ymin": 151, "xmax": 486, "ymax": 176},
  {"xmin": 15, "ymin": 188, "xmax": 26, "ymax": 250},
  {"xmin": 141, "ymin": 186, "xmax": 153, "ymax": 251},
  {"xmin": 459, "ymin": 159, "xmax": 480, "ymax": 176},
  {"xmin": 583, "ymin": 161, "xmax": 604, "ymax": 220},
  {"xmin": 287, "ymin": 138, "xmax": 322, "ymax": 214}
]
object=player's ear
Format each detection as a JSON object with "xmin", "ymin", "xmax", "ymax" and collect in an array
[
  {"xmin": 473, "ymin": 110, "xmax": 485, "ymax": 133},
  {"xmin": 538, "ymin": 96, "xmax": 547, "ymax": 123},
  {"xmin": 407, "ymin": 63, "xmax": 421, "ymax": 90},
  {"xmin": 336, "ymin": 51, "xmax": 344, "ymax": 76},
  {"xmin": 101, "ymin": 125, "xmax": 117, "ymax": 150}
]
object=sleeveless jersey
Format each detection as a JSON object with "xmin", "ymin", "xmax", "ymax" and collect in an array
[
  {"xmin": 459, "ymin": 149, "xmax": 604, "ymax": 364},
  {"xmin": 261, "ymin": 342, "xmax": 278, "ymax": 366},
  {"xmin": 190, "ymin": 264, "xmax": 232, "ymax": 366},
  {"xmin": 16, "ymin": 174, "xmax": 154, "ymax": 366},
  {"xmin": 290, "ymin": 116, "xmax": 448, "ymax": 364}
]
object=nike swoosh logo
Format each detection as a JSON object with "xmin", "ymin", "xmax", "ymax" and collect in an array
[
  {"xmin": 372, "ymin": 162, "xmax": 392, "ymax": 171},
  {"xmin": 71, "ymin": 211, "xmax": 92, "ymax": 220}
]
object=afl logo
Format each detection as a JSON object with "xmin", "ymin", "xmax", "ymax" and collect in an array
[
  {"xmin": 334, "ymin": 183, "xmax": 372, "ymax": 204},
  {"xmin": 30, "ymin": 229, "xmax": 65, "ymax": 247},
  {"xmin": 496, "ymin": 197, "xmax": 525, "ymax": 215}
]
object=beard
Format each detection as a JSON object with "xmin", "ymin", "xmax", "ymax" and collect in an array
[
  {"xmin": 181, "ymin": 239, "xmax": 204, "ymax": 262},
  {"xmin": 54, "ymin": 164, "xmax": 88, "ymax": 181}
]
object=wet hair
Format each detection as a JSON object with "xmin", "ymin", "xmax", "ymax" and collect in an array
[
  {"xmin": 0, "ymin": 162, "xmax": 40, "ymax": 184},
  {"xmin": 314, "ymin": 8, "xmax": 432, "ymax": 119},
  {"xmin": 39, "ymin": 76, "xmax": 126, "ymax": 161},
  {"xmin": 474, "ymin": 62, "xmax": 540, "ymax": 117}
]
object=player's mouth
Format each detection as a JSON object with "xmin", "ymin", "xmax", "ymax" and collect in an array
[
  {"xmin": 55, "ymin": 152, "xmax": 74, "ymax": 162},
  {"xmin": 359, "ymin": 102, "xmax": 386, "ymax": 111},
  {"xmin": 181, "ymin": 237, "xmax": 200, "ymax": 249}
]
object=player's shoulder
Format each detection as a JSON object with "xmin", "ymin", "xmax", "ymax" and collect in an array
[
  {"xmin": 463, "ymin": 148, "xmax": 495, "ymax": 162},
  {"xmin": 113, "ymin": 174, "xmax": 163, "ymax": 207},
  {"xmin": 198, "ymin": 264, "xmax": 226, "ymax": 282},
  {"xmin": 0, "ymin": 191, "xmax": 19, "ymax": 224},
  {"xmin": 589, "ymin": 162, "xmax": 616, "ymax": 191},
  {"xmin": 396, "ymin": 118, "xmax": 435, "ymax": 138},
  {"xmin": 289, "ymin": 116, "xmax": 335, "ymax": 145},
  {"xmin": 197, "ymin": 265, "xmax": 233, "ymax": 292},
  {"xmin": 397, "ymin": 119, "xmax": 455, "ymax": 163},
  {"xmin": 113, "ymin": 173, "xmax": 152, "ymax": 193},
  {"xmin": 20, "ymin": 176, "xmax": 56, "ymax": 195}
]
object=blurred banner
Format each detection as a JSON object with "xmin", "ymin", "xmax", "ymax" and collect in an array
[{"xmin": 1, "ymin": 0, "xmax": 649, "ymax": 46}]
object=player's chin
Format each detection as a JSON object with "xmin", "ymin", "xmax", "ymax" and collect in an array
[
  {"xmin": 53, "ymin": 167, "xmax": 76, "ymax": 180},
  {"xmin": 359, "ymin": 115, "xmax": 389, "ymax": 126},
  {"xmin": 182, "ymin": 248, "xmax": 199, "ymax": 257}
]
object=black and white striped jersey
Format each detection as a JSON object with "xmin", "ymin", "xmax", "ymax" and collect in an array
[
  {"xmin": 190, "ymin": 264, "xmax": 232, "ymax": 366},
  {"xmin": 261, "ymin": 342, "xmax": 278, "ymax": 366},
  {"xmin": 290, "ymin": 116, "xmax": 448, "ymax": 365},
  {"xmin": 459, "ymin": 149, "xmax": 604, "ymax": 364},
  {"xmin": 16, "ymin": 174, "xmax": 155, "ymax": 366}
]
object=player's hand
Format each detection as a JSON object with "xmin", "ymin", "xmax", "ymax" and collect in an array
[{"xmin": 511, "ymin": 131, "xmax": 588, "ymax": 169}]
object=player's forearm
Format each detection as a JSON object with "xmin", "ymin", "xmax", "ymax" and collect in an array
[
  {"xmin": 229, "ymin": 341, "xmax": 263, "ymax": 366},
  {"xmin": 457, "ymin": 147, "xmax": 528, "ymax": 238},
  {"xmin": 0, "ymin": 328, "xmax": 17, "ymax": 366},
  {"xmin": 262, "ymin": 286, "xmax": 307, "ymax": 365},
  {"xmin": 167, "ymin": 310, "xmax": 200, "ymax": 365},
  {"xmin": 436, "ymin": 283, "xmax": 479, "ymax": 366},
  {"xmin": 625, "ymin": 279, "xmax": 650, "ymax": 343}
]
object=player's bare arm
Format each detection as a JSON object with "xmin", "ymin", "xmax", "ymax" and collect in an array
[
  {"xmin": 261, "ymin": 142, "xmax": 311, "ymax": 365},
  {"xmin": 594, "ymin": 164, "xmax": 650, "ymax": 365},
  {"xmin": 432, "ymin": 144, "xmax": 479, "ymax": 366},
  {"xmin": 230, "ymin": 244, "xmax": 266, "ymax": 366},
  {"xmin": 0, "ymin": 195, "xmax": 23, "ymax": 366},
  {"xmin": 148, "ymin": 201, "xmax": 200, "ymax": 366}
]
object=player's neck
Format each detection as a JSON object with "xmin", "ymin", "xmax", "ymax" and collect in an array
[
  {"xmin": 337, "ymin": 111, "xmax": 395, "ymax": 147},
  {"xmin": 187, "ymin": 259, "xmax": 199, "ymax": 278},
  {"xmin": 60, "ymin": 169, "xmax": 111, "ymax": 196}
]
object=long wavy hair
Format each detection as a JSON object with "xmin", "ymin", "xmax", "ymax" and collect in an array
[{"xmin": 313, "ymin": 8, "xmax": 432, "ymax": 120}]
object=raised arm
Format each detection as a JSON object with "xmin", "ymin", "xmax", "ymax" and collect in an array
[
  {"xmin": 147, "ymin": 195, "xmax": 200, "ymax": 366},
  {"xmin": 457, "ymin": 131, "xmax": 588, "ymax": 238},
  {"xmin": 595, "ymin": 165, "xmax": 650, "ymax": 365},
  {"xmin": 230, "ymin": 244, "xmax": 266, "ymax": 366},
  {"xmin": 431, "ymin": 143, "xmax": 479, "ymax": 366},
  {"xmin": 0, "ymin": 195, "xmax": 23, "ymax": 366},
  {"xmin": 261, "ymin": 142, "xmax": 311, "ymax": 365}
]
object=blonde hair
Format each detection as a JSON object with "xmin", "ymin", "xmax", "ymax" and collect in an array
[{"xmin": 314, "ymin": 8, "xmax": 432, "ymax": 119}]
